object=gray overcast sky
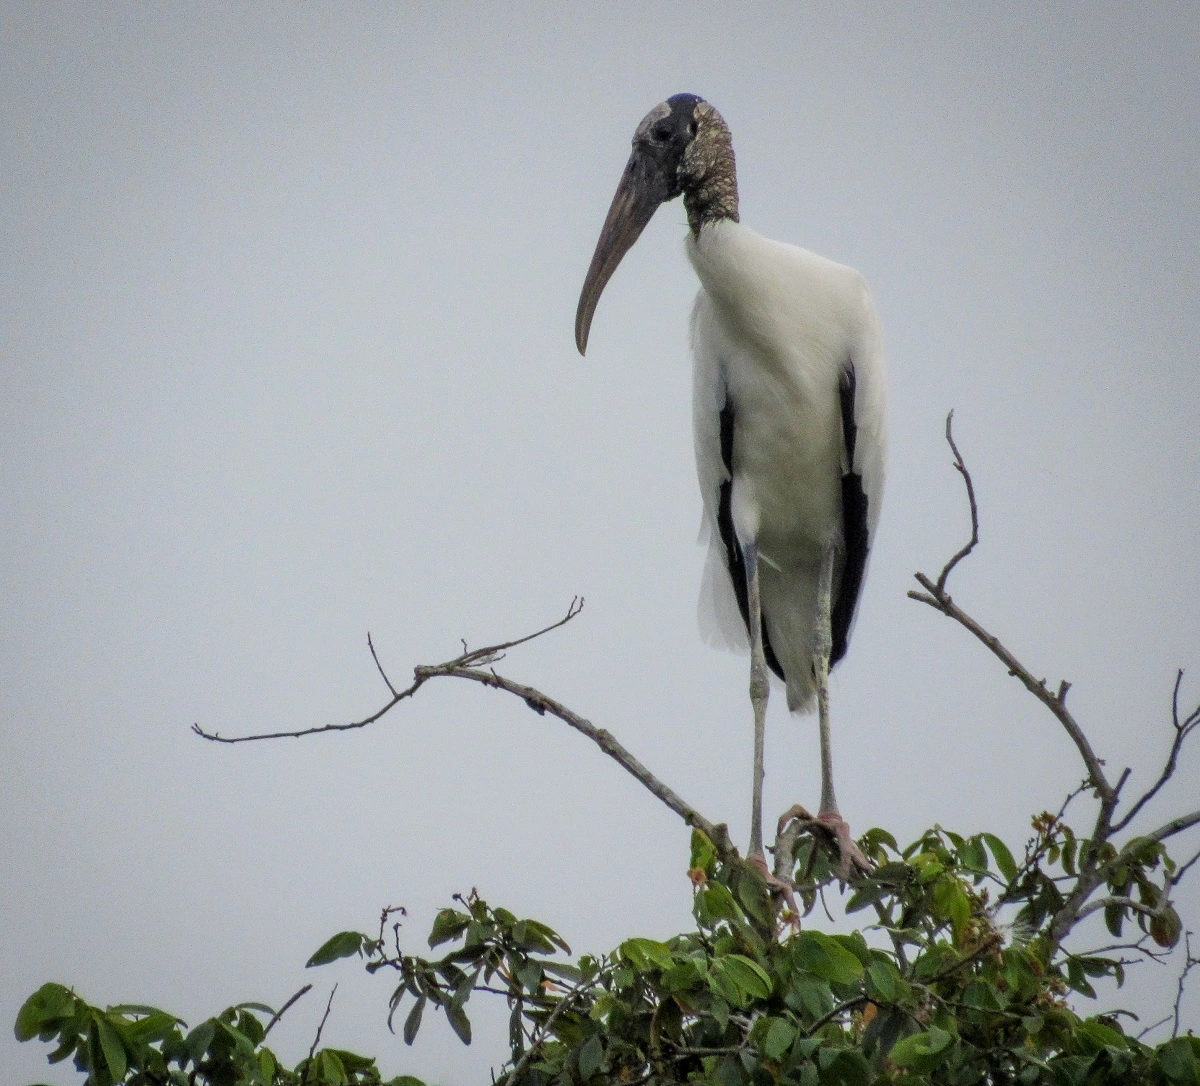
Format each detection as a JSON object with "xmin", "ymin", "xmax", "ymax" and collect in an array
[{"xmin": 4, "ymin": 3, "xmax": 1198, "ymax": 1082}]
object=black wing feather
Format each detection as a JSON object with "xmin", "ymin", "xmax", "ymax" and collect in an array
[
  {"xmin": 830, "ymin": 363, "xmax": 870, "ymax": 664},
  {"xmin": 717, "ymin": 395, "xmax": 785, "ymax": 681}
]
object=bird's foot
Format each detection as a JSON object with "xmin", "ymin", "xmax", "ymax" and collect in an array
[
  {"xmin": 745, "ymin": 851, "xmax": 802, "ymax": 933},
  {"xmin": 816, "ymin": 810, "xmax": 874, "ymax": 882},
  {"xmin": 776, "ymin": 804, "xmax": 874, "ymax": 884}
]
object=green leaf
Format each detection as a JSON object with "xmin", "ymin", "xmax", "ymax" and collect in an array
[
  {"xmin": 888, "ymin": 1026, "xmax": 953, "ymax": 1069},
  {"xmin": 788, "ymin": 972, "xmax": 833, "ymax": 1021},
  {"xmin": 931, "ymin": 877, "xmax": 971, "ymax": 939},
  {"xmin": 762, "ymin": 1017, "xmax": 796, "ymax": 1061},
  {"xmin": 522, "ymin": 919, "xmax": 571, "ymax": 955},
  {"xmin": 445, "ymin": 999, "xmax": 472, "ymax": 1045},
  {"xmin": 1105, "ymin": 901, "xmax": 1125, "ymax": 938},
  {"xmin": 690, "ymin": 829, "xmax": 717, "ymax": 875},
  {"xmin": 306, "ymin": 931, "xmax": 365, "ymax": 968},
  {"xmin": 15, "ymin": 983, "xmax": 76, "ymax": 1041},
  {"xmin": 866, "ymin": 959, "xmax": 902, "ymax": 1003},
  {"xmin": 428, "ymin": 909, "xmax": 471, "ymax": 948},
  {"xmin": 1079, "ymin": 1018, "xmax": 1124, "ymax": 1049},
  {"xmin": 713, "ymin": 954, "xmax": 772, "ymax": 1005},
  {"xmin": 695, "ymin": 883, "xmax": 744, "ymax": 928},
  {"xmin": 403, "ymin": 996, "xmax": 425, "ymax": 1046},
  {"xmin": 792, "ymin": 932, "xmax": 864, "ymax": 985},
  {"xmin": 844, "ymin": 881, "xmax": 889, "ymax": 914},
  {"xmin": 735, "ymin": 867, "xmax": 773, "ymax": 928},
  {"xmin": 1066, "ymin": 958, "xmax": 1096, "ymax": 999},
  {"xmin": 1152, "ymin": 905, "xmax": 1184, "ymax": 948},
  {"xmin": 619, "ymin": 937, "xmax": 675, "ymax": 971},
  {"xmin": 185, "ymin": 1019, "xmax": 217, "ymax": 1063},
  {"xmin": 982, "ymin": 833, "xmax": 1018, "ymax": 881},
  {"xmin": 578, "ymin": 1034, "xmax": 605, "ymax": 1079},
  {"xmin": 1158, "ymin": 1037, "xmax": 1199, "ymax": 1084},
  {"xmin": 319, "ymin": 1049, "xmax": 348, "ymax": 1085},
  {"xmin": 959, "ymin": 837, "xmax": 988, "ymax": 873},
  {"xmin": 94, "ymin": 1015, "xmax": 127, "ymax": 1080}
]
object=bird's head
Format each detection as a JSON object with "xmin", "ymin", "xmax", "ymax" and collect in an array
[{"xmin": 575, "ymin": 94, "xmax": 737, "ymax": 354}]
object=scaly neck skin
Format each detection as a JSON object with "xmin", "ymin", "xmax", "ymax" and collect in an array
[{"xmin": 682, "ymin": 109, "xmax": 740, "ymax": 236}]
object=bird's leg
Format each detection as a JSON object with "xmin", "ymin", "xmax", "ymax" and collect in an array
[
  {"xmin": 745, "ymin": 543, "xmax": 770, "ymax": 862},
  {"xmin": 814, "ymin": 544, "xmax": 873, "ymax": 880}
]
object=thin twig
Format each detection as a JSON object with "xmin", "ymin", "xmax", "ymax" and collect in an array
[
  {"xmin": 935, "ymin": 411, "xmax": 979, "ymax": 593},
  {"xmin": 911, "ymin": 572, "xmax": 1113, "ymax": 806},
  {"xmin": 191, "ymin": 599, "xmax": 583, "ymax": 744},
  {"xmin": 1173, "ymin": 931, "xmax": 1198, "ymax": 1038},
  {"xmin": 416, "ymin": 659, "xmax": 734, "ymax": 858},
  {"xmin": 1113, "ymin": 670, "xmax": 1200, "ymax": 834},
  {"xmin": 193, "ymin": 598, "xmax": 735, "ymax": 859},
  {"xmin": 909, "ymin": 419, "xmax": 1113, "ymax": 810},
  {"xmin": 368, "ymin": 633, "xmax": 399, "ymax": 698},
  {"xmin": 301, "ymin": 985, "xmax": 337, "ymax": 1083},
  {"xmin": 507, "ymin": 972, "xmax": 596, "ymax": 1083},
  {"xmin": 262, "ymin": 983, "xmax": 313, "ymax": 1038},
  {"xmin": 804, "ymin": 995, "xmax": 869, "ymax": 1036}
]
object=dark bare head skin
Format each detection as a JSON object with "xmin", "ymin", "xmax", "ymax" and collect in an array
[{"xmin": 575, "ymin": 94, "xmax": 740, "ymax": 355}]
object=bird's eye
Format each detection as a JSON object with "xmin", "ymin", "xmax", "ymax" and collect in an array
[{"xmin": 653, "ymin": 123, "xmax": 672, "ymax": 143}]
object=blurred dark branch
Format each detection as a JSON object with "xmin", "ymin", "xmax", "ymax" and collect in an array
[
  {"xmin": 262, "ymin": 983, "xmax": 313, "ymax": 1039},
  {"xmin": 193, "ymin": 597, "xmax": 735, "ymax": 861},
  {"xmin": 300, "ymin": 985, "xmax": 337, "ymax": 1084}
]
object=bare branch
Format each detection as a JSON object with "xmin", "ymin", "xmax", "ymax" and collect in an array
[
  {"xmin": 1139, "ymin": 810, "xmax": 1200, "ymax": 849},
  {"xmin": 191, "ymin": 599, "xmax": 584, "ymax": 745},
  {"xmin": 1173, "ymin": 931, "xmax": 1199, "ymax": 1038},
  {"xmin": 935, "ymin": 411, "xmax": 979, "ymax": 593},
  {"xmin": 911, "ymin": 571, "xmax": 1114, "ymax": 806},
  {"xmin": 1113, "ymin": 670, "xmax": 1200, "ymax": 834},
  {"xmin": 507, "ymin": 970, "xmax": 597, "ymax": 1083},
  {"xmin": 367, "ymin": 633, "xmax": 398, "ymax": 698},
  {"xmin": 193, "ymin": 598, "xmax": 735, "ymax": 860},
  {"xmin": 301, "ymin": 985, "xmax": 337, "ymax": 1083},
  {"xmin": 1076, "ymin": 896, "xmax": 1162, "ymax": 924},
  {"xmin": 908, "ymin": 418, "xmax": 1114, "ymax": 809},
  {"xmin": 417, "ymin": 658, "xmax": 734, "ymax": 858},
  {"xmin": 262, "ymin": 983, "xmax": 313, "ymax": 1039}
]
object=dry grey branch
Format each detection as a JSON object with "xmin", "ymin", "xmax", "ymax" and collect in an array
[
  {"xmin": 911, "ymin": 414, "xmax": 1200, "ymax": 957},
  {"xmin": 935, "ymin": 410, "xmax": 979, "ymax": 593},
  {"xmin": 192, "ymin": 597, "xmax": 736, "ymax": 860},
  {"xmin": 1112, "ymin": 670, "xmax": 1200, "ymax": 834}
]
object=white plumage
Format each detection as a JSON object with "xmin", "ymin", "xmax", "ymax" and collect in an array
[{"xmin": 689, "ymin": 219, "xmax": 886, "ymax": 712}]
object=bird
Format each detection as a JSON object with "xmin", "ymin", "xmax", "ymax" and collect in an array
[{"xmin": 575, "ymin": 93, "xmax": 886, "ymax": 877}]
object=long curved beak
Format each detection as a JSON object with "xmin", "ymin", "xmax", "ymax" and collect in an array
[{"xmin": 575, "ymin": 151, "xmax": 673, "ymax": 355}]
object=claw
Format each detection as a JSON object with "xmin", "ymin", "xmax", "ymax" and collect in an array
[
  {"xmin": 816, "ymin": 810, "xmax": 874, "ymax": 882},
  {"xmin": 776, "ymin": 805, "xmax": 874, "ymax": 884},
  {"xmin": 746, "ymin": 852, "xmax": 802, "ymax": 934}
]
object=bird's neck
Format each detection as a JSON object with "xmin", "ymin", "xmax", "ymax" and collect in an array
[
  {"xmin": 683, "ymin": 131, "xmax": 740, "ymax": 236},
  {"xmin": 685, "ymin": 179, "xmax": 739, "ymax": 235}
]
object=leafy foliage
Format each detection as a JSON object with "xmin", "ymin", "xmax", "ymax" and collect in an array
[
  {"xmin": 18, "ymin": 817, "xmax": 1197, "ymax": 1085},
  {"xmin": 13, "ymin": 982, "xmax": 415, "ymax": 1086}
]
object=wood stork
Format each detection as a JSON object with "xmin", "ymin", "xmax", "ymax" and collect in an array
[{"xmin": 575, "ymin": 94, "xmax": 886, "ymax": 876}]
